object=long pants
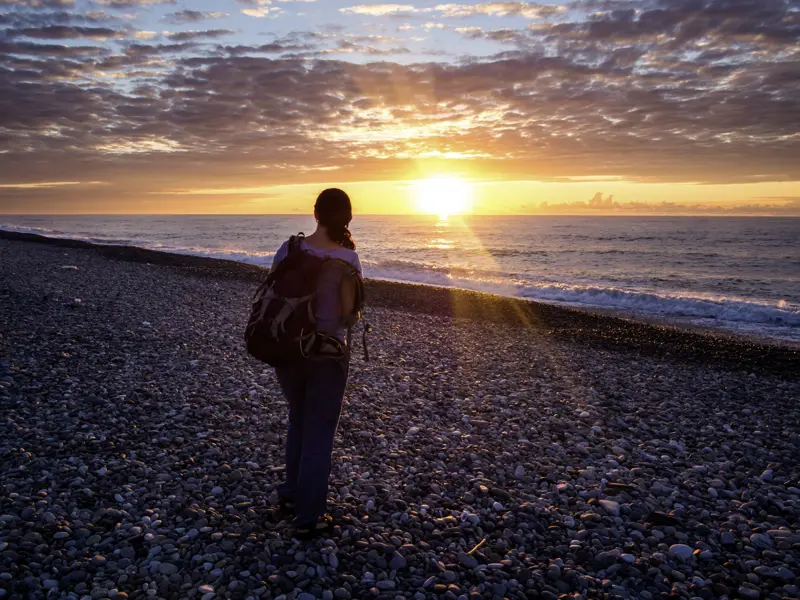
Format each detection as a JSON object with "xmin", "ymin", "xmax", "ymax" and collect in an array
[{"xmin": 274, "ymin": 358, "xmax": 349, "ymax": 525}]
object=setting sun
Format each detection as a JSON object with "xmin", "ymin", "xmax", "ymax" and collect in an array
[{"xmin": 414, "ymin": 177, "xmax": 474, "ymax": 218}]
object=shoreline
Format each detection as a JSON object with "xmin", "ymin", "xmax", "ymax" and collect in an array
[{"xmin": 2, "ymin": 229, "xmax": 798, "ymax": 377}]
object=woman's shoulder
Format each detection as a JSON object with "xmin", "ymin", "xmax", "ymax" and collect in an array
[
  {"xmin": 338, "ymin": 248, "xmax": 361, "ymax": 271},
  {"xmin": 315, "ymin": 244, "xmax": 361, "ymax": 274}
]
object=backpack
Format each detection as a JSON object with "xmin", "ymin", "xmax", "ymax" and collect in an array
[{"xmin": 244, "ymin": 234, "xmax": 366, "ymax": 366}]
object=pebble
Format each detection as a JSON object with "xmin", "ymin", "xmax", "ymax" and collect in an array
[
  {"xmin": 158, "ymin": 563, "xmax": 178, "ymax": 575},
  {"xmin": 669, "ymin": 544, "xmax": 694, "ymax": 561},
  {"xmin": 750, "ymin": 533, "xmax": 773, "ymax": 549},
  {"xmin": 458, "ymin": 553, "xmax": 478, "ymax": 569},
  {"xmin": 739, "ymin": 585, "xmax": 761, "ymax": 599},
  {"xmin": 721, "ymin": 531, "xmax": 736, "ymax": 545},
  {"xmin": 90, "ymin": 556, "xmax": 107, "ymax": 568},
  {"xmin": 1, "ymin": 240, "xmax": 799, "ymax": 600},
  {"xmin": 599, "ymin": 500, "xmax": 620, "ymax": 516}
]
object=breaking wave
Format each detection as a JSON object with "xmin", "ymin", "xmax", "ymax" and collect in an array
[{"xmin": 2, "ymin": 220, "xmax": 798, "ymax": 340}]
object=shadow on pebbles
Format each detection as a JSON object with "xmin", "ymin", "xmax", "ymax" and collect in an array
[{"xmin": 1, "ymin": 240, "xmax": 799, "ymax": 600}]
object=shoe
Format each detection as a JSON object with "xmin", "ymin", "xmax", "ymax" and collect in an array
[
  {"xmin": 279, "ymin": 497, "xmax": 297, "ymax": 517},
  {"xmin": 291, "ymin": 515, "xmax": 333, "ymax": 540},
  {"xmin": 263, "ymin": 498, "xmax": 297, "ymax": 525}
]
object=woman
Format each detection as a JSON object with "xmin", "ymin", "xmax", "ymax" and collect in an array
[{"xmin": 270, "ymin": 188, "xmax": 362, "ymax": 538}]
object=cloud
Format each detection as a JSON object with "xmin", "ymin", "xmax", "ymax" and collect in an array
[
  {"xmin": 95, "ymin": 0, "xmax": 175, "ymax": 6},
  {"xmin": 340, "ymin": 4, "xmax": 418, "ymax": 16},
  {"xmin": 241, "ymin": 7, "xmax": 282, "ymax": 17},
  {"xmin": 0, "ymin": 0, "xmax": 74, "ymax": 6},
  {"xmin": 435, "ymin": 2, "xmax": 566, "ymax": 18},
  {"xmin": 536, "ymin": 194, "xmax": 800, "ymax": 216},
  {"xmin": 0, "ymin": 180, "xmax": 104, "ymax": 188},
  {"xmin": 0, "ymin": 0, "xmax": 798, "ymax": 213},
  {"xmin": 0, "ymin": 40, "xmax": 108, "ymax": 55},
  {"xmin": 162, "ymin": 10, "xmax": 229, "ymax": 24},
  {"xmin": 6, "ymin": 25, "xmax": 124, "ymax": 39},
  {"xmin": 164, "ymin": 29, "xmax": 236, "ymax": 41}
]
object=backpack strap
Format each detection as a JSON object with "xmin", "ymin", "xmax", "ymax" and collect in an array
[{"xmin": 288, "ymin": 232, "xmax": 305, "ymax": 253}]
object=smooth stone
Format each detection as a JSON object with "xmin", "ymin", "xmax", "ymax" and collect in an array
[
  {"xmin": 754, "ymin": 566, "xmax": 776, "ymax": 577},
  {"xmin": 669, "ymin": 545, "xmax": 694, "ymax": 561},
  {"xmin": 90, "ymin": 556, "xmax": 107, "ymax": 568},
  {"xmin": 158, "ymin": 563, "xmax": 178, "ymax": 575},
  {"xmin": 738, "ymin": 586, "xmax": 760, "ymax": 599},
  {"xmin": 721, "ymin": 532, "xmax": 736, "ymax": 545},
  {"xmin": 599, "ymin": 500, "xmax": 620, "ymax": 516},
  {"xmin": 458, "ymin": 553, "xmax": 478, "ymax": 569}
]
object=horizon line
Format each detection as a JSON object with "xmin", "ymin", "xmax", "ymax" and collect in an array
[{"xmin": 1, "ymin": 213, "xmax": 800, "ymax": 218}]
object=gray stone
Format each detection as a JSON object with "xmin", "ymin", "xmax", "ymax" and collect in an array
[
  {"xmin": 669, "ymin": 544, "xmax": 693, "ymax": 561},
  {"xmin": 738, "ymin": 585, "xmax": 760, "ymax": 599},
  {"xmin": 750, "ymin": 534, "xmax": 772, "ymax": 549},
  {"xmin": 721, "ymin": 532, "xmax": 736, "ymax": 545},
  {"xmin": 599, "ymin": 500, "xmax": 620, "ymax": 516},
  {"xmin": 458, "ymin": 553, "xmax": 478, "ymax": 569}
]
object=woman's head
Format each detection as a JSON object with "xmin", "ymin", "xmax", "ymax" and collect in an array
[{"xmin": 315, "ymin": 188, "xmax": 355, "ymax": 250}]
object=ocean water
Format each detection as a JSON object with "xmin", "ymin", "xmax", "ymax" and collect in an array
[{"xmin": 2, "ymin": 214, "xmax": 799, "ymax": 342}]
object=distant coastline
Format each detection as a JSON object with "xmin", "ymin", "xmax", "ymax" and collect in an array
[{"xmin": 2, "ymin": 229, "xmax": 798, "ymax": 378}]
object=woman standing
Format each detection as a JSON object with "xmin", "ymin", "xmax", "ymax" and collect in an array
[{"xmin": 269, "ymin": 188, "xmax": 362, "ymax": 538}]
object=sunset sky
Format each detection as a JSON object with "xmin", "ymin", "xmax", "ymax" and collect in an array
[{"xmin": 1, "ymin": 0, "xmax": 799, "ymax": 215}]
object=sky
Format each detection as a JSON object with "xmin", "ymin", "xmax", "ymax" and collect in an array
[{"xmin": 0, "ymin": 0, "xmax": 799, "ymax": 215}]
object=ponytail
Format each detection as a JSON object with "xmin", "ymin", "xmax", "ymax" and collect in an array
[
  {"xmin": 315, "ymin": 188, "xmax": 356, "ymax": 250},
  {"xmin": 326, "ymin": 223, "xmax": 356, "ymax": 250}
]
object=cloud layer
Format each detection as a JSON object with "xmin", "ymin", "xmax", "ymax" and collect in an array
[{"xmin": 0, "ymin": 0, "xmax": 799, "ymax": 211}]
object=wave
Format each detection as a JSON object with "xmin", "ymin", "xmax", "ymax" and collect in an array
[
  {"xmin": 513, "ymin": 283, "xmax": 800, "ymax": 328},
  {"xmin": 0, "ymin": 224, "xmax": 134, "ymax": 247},
  {"xmin": 3, "ymin": 225, "xmax": 797, "ymax": 338},
  {"xmin": 0, "ymin": 224, "xmax": 65, "ymax": 236},
  {"xmin": 357, "ymin": 259, "xmax": 799, "ymax": 331}
]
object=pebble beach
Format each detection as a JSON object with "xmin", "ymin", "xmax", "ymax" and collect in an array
[{"xmin": 1, "ymin": 234, "xmax": 799, "ymax": 600}]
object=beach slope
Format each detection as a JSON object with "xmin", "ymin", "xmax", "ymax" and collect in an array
[{"xmin": 1, "ymin": 237, "xmax": 799, "ymax": 600}]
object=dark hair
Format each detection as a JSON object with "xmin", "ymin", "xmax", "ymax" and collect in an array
[{"xmin": 315, "ymin": 188, "xmax": 356, "ymax": 250}]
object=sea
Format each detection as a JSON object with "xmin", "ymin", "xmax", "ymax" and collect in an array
[{"xmin": 2, "ymin": 215, "xmax": 799, "ymax": 343}]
